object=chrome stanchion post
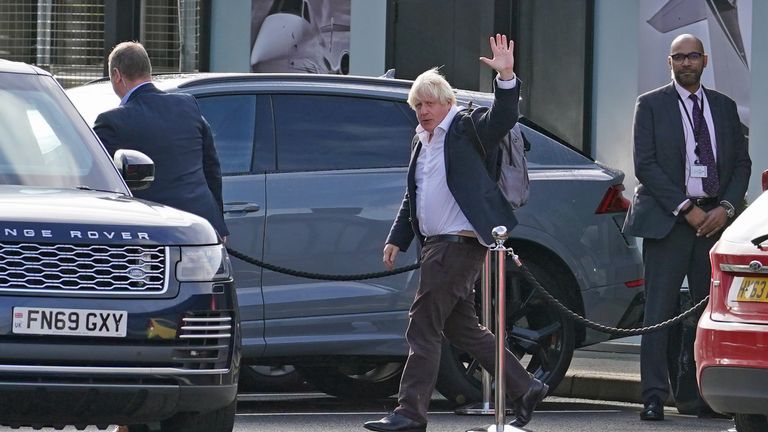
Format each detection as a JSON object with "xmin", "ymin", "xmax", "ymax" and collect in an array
[
  {"xmin": 455, "ymin": 251, "xmax": 495, "ymax": 415},
  {"xmin": 468, "ymin": 226, "xmax": 525, "ymax": 432}
]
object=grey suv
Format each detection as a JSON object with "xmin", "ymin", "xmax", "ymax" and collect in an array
[{"xmin": 69, "ymin": 73, "xmax": 644, "ymax": 404}]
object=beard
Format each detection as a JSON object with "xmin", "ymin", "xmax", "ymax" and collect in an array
[{"xmin": 673, "ymin": 68, "xmax": 703, "ymax": 87}]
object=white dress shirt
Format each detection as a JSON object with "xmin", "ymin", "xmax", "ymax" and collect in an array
[
  {"xmin": 414, "ymin": 76, "xmax": 517, "ymax": 239},
  {"xmin": 672, "ymin": 81, "xmax": 718, "ymax": 214}
]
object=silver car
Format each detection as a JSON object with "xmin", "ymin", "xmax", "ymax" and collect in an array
[{"xmin": 68, "ymin": 73, "xmax": 644, "ymax": 404}]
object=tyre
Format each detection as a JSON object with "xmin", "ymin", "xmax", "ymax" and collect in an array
[
  {"xmin": 239, "ymin": 364, "xmax": 308, "ymax": 392},
  {"xmin": 667, "ymin": 289, "xmax": 708, "ymax": 415},
  {"xmin": 161, "ymin": 399, "xmax": 236, "ymax": 432},
  {"xmin": 296, "ymin": 361, "xmax": 404, "ymax": 399},
  {"xmin": 436, "ymin": 259, "xmax": 576, "ymax": 406},
  {"xmin": 735, "ymin": 414, "xmax": 768, "ymax": 432}
]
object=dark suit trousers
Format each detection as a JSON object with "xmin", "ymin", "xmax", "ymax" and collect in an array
[
  {"xmin": 394, "ymin": 240, "xmax": 532, "ymax": 423},
  {"xmin": 641, "ymin": 218, "xmax": 718, "ymax": 402}
]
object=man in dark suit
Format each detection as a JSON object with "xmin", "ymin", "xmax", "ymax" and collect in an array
[
  {"xmin": 623, "ymin": 34, "xmax": 751, "ymax": 421},
  {"xmin": 364, "ymin": 34, "xmax": 546, "ymax": 432},
  {"xmin": 94, "ymin": 41, "xmax": 228, "ymax": 239}
]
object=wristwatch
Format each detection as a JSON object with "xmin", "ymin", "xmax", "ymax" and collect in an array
[{"xmin": 719, "ymin": 200, "xmax": 736, "ymax": 219}]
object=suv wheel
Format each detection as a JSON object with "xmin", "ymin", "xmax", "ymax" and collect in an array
[
  {"xmin": 296, "ymin": 362, "xmax": 404, "ymax": 399},
  {"xmin": 161, "ymin": 399, "xmax": 236, "ymax": 432},
  {"xmin": 239, "ymin": 364, "xmax": 308, "ymax": 392},
  {"xmin": 435, "ymin": 259, "xmax": 575, "ymax": 406}
]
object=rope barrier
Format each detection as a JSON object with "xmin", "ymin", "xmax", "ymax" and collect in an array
[{"xmin": 226, "ymin": 247, "xmax": 706, "ymax": 335}]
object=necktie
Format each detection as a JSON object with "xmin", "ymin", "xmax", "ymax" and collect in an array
[{"xmin": 689, "ymin": 93, "xmax": 719, "ymax": 196}]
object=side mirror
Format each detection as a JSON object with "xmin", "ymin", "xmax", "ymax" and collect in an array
[{"xmin": 114, "ymin": 149, "xmax": 155, "ymax": 191}]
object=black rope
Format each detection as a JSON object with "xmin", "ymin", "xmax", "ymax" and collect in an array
[
  {"xmin": 226, "ymin": 247, "xmax": 420, "ymax": 281},
  {"xmin": 226, "ymin": 247, "xmax": 706, "ymax": 335},
  {"xmin": 514, "ymin": 259, "xmax": 708, "ymax": 336}
]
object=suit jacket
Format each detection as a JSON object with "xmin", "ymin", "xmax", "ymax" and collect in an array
[
  {"xmin": 94, "ymin": 83, "xmax": 229, "ymax": 236},
  {"xmin": 386, "ymin": 81, "xmax": 521, "ymax": 249},
  {"xmin": 623, "ymin": 82, "xmax": 751, "ymax": 239}
]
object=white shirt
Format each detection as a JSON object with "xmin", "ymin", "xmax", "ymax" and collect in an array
[
  {"xmin": 672, "ymin": 81, "xmax": 718, "ymax": 213},
  {"xmin": 414, "ymin": 76, "xmax": 517, "ymax": 239}
]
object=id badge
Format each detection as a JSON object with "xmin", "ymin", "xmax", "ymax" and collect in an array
[{"xmin": 691, "ymin": 164, "xmax": 708, "ymax": 178}]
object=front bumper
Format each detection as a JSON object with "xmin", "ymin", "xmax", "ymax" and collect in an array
[
  {"xmin": 0, "ymin": 380, "xmax": 237, "ymax": 428},
  {"xmin": 0, "ymin": 280, "xmax": 241, "ymax": 427}
]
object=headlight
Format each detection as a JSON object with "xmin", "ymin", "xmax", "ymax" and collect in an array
[{"xmin": 177, "ymin": 245, "xmax": 232, "ymax": 282}]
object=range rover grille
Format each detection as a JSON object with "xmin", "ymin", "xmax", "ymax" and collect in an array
[{"xmin": 0, "ymin": 243, "xmax": 167, "ymax": 294}]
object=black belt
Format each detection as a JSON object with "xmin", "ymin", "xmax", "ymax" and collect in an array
[
  {"xmin": 690, "ymin": 197, "xmax": 718, "ymax": 207},
  {"xmin": 424, "ymin": 234, "xmax": 479, "ymax": 245}
]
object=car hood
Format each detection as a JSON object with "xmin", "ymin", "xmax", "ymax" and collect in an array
[{"xmin": 0, "ymin": 185, "xmax": 218, "ymax": 245}]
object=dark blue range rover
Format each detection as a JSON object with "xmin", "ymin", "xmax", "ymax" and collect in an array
[{"xmin": 0, "ymin": 62, "xmax": 240, "ymax": 430}]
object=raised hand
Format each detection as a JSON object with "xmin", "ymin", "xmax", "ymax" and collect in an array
[{"xmin": 479, "ymin": 34, "xmax": 516, "ymax": 80}]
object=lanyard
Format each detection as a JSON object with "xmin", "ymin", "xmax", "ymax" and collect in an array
[{"xmin": 676, "ymin": 89, "xmax": 705, "ymax": 145}]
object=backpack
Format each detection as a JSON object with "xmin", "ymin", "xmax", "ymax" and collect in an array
[{"xmin": 463, "ymin": 107, "xmax": 530, "ymax": 209}]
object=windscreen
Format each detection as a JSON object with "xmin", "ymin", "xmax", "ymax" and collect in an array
[{"xmin": 0, "ymin": 73, "xmax": 127, "ymax": 193}]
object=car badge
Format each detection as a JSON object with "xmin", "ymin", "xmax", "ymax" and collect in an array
[{"xmin": 749, "ymin": 260, "xmax": 763, "ymax": 272}]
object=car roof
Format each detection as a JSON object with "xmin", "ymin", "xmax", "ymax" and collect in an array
[
  {"xmin": 0, "ymin": 59, "xmax": 51, "ymax": 76},
  {"xmin": 83, "ymin": 72, "xmax": 496, "ymax": 104}
]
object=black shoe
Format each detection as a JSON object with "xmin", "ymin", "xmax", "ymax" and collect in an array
[
  {"xmin": 640, "ymin": 396, "xmax": 665, "ymax": 421},
  {"xmin": 363, "ymin": 413, "xmax": 426, "ymax": 432},
  {"xmin": 509, "ymin": 378, "xmax": 549, "ymax": 427}
]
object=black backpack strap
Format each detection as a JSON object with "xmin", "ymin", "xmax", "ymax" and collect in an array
[{"xmin": 461, "ymin": 108, "xmax": 486, "ymax": 159}]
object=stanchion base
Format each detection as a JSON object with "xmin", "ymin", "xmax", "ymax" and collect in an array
[
  {"xmin": 455, "ymin": 402, "xmax": 513, "ymax": 416},
  {"xmin": 466, "ymin": 424, "xmax": 527, "ymax": 432}
]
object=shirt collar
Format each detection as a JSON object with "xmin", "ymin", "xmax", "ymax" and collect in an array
[
  {"xmin": 120, "ymin": 81, "xmax": 152, "ymax": 106},
  {"xmin": 673, "ymin": 80, "xmax": 703, "ymax": 102}
]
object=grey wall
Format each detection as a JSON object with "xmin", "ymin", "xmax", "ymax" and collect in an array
[
  {"xmin": 592, "ymin": 0, "xmax": 639, "ymax": 196},
  {"xmin": 349, "ymin": 0, "xmax": 387, "ymax": 76},
  {"xmin": 209, "ymin": 0, "xmax": 251, "ymax": 72}
]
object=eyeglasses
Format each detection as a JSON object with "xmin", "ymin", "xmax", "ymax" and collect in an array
[{"xmin": 670, "ymin": 52, "xmax": 704, "ymax": 63}]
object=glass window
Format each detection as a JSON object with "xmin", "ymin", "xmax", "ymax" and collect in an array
[
  {"xmin": 197, "ymin": 95, "xmax": 257, "ymax": 175},
  {"xmin": 0, "ymin": 73, "xmax": 126, "ymax": 192},
  {"xmin": 520, "ymin": 125, "xmax": 592, "ymax": 167},
  {"xmin": 273, "ymin": 95, "xmax": 416, "ymax": 172}
]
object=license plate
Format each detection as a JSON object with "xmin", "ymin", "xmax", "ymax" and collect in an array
[
  {"xmin": 12, "ymin": 307, "xmax": 127, "ymax": 337},
  {"xmin": 729, "ymin": 277, "xmax": 768, "ymax": 303}
]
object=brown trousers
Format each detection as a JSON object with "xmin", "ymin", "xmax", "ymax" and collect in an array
[{"xmin": 394, "ymin": 240, "xmax": 532, "ymax": 424}]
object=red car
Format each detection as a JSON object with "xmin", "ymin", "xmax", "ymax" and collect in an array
[{"xmin": 696, "ymin": 170, "xmax": 768, "ymax": 432}]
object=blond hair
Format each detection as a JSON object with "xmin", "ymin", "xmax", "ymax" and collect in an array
[{"xmin": 407, "ymin": 67, "xmax": 456, "ymax": 109}]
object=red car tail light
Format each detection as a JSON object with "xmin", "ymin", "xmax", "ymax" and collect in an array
[
  {"xmin": 596, "ymin": 184, "xmax": 630, "ymax": 214},
  {"xmin": 710, "ymin": 246, "xmax": 768, "ymax": 324}
]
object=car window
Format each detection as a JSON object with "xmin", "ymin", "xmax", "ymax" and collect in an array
[
  {"xmin": 273, "ymin": 95, "xmax": 415, "ymax": 172},
  {"xmin": 0, "ymin": 73, "xmax": 126, "ymax": 192},
  {"xmin": 520, "ymin": 125, "xmax": 592, "ymax": 167},
  {"xmin": 197, "ymin": 95, "xmax": 257, "ymax": 175}
]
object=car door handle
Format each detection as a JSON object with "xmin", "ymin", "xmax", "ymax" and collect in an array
[{"xmin": 224, "ymin": 202, "xmax": 261, "ymax": 214}]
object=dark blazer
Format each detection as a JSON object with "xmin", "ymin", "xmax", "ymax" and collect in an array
[
  {"xmin": 623, "ymin": 82, "xmax": 751, "ymax": 239},
  {"xmin": 94, "ymin": 83, "xmax": 229, "ymax": 236},
  {"xmin": 386, "ymin": 81, "xmax": 521, "ymax": 249}
]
